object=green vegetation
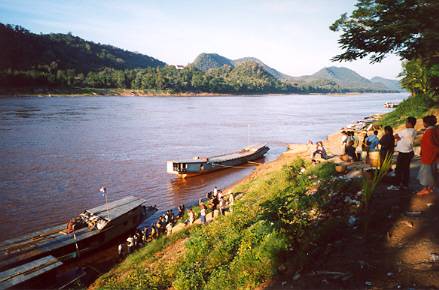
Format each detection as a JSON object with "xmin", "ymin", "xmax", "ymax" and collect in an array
[
  {"xmin": 192, "ymin": 53, "xmax": 235, "ymax": 72},
  {"xmin": 331, "ymin": 0, "xmax": 438, "ymax": 101},
  {"xmin": 379, "ymin": 94, "xmax": 433, "ymax": 127},
  {"xmin": 0, "ymin": 24, "xmax": 401, "ymax": 95},
  {"xmin": 0, "ymin": 24, "xmax": 164, "ymax": 72},
  {"xmin": 93, "ymin": 159, "xmax": 362, "ymax": 289}
]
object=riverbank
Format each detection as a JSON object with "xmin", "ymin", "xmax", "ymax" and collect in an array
[
  {"xmin": 0, "ymin": 87, "xmax": 228, "ymax": 97},
  {"xmin": 0, "ymin": 87, "xmax": 402, "ymax": 97},
  {"xmin": 89, "ymin": 99, "xmax": 439, "ymax": 289},
  {"xmin": 87, "ymin": 115, "xmax": 375, "ymax": 289}
]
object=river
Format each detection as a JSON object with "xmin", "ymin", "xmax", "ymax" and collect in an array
[{"xmin": 0, "ymin": 93, "xmax": 407, "ymax": 241}]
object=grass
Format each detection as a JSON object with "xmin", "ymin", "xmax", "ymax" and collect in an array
[
  {"xmin": 379, "ymin": 94, "xmax": 434, "ymax": 127},
  {"xmin": 92, "ymin": 159, "xmax": 362, "ymax": 290}
]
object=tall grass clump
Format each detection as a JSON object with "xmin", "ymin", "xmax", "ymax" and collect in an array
[{"xmin": 379, "ymin": 94, "xmax": 433, "ymax": 127}]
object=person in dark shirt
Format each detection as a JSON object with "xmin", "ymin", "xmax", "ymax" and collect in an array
[
  {"xmin": 345, "ymin": 140, "xmax": 358, "ymax": 161},
  {"xmin": 379, "ymin": 126, "xmax": 395, "ymax": 165}
]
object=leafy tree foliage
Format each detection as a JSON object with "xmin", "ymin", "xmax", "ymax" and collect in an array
[
  {"xmin": 0, "ymin": 23, "xmax": 164, "ymax": 72},
  {"xmin": 331, "ymin": 0, "xmax": 439, "ymax": 99},
  {"xmin": 330, "ymin": 0, "xmax": 439, "ymax": 63},
  {"xmin": 0, "ymin": 22, "xmax": 399, "ymax": 94}
]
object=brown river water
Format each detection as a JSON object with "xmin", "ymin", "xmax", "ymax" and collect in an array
[{"xmin": 0, "ymin": 93, "xmax": 407, "ymax": 241}]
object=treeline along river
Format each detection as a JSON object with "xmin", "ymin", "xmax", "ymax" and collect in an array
[{"xmin": 0, "ymin": 93, "xmax": 407, "ymax": 241}]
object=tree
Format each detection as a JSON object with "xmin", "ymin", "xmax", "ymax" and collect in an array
[
  {"xmin": 331, "ymin": 0, "xmax": 439, "ymax": 98},
  {"xmin": 330, "ymin": 0, "xmax": 439, "ymax": 64},
  {"xmin": 399, "ymin": 59, "xmax": 429, "ymax": 95}
]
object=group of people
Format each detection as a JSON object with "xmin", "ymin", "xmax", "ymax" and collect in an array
[
  {"xmin": 342, "ymin": 115, "xmax": 439, "ymax": 196},
  {"xmin": 117, "ymin": 186, "xmax": 236, "ymax": 259},
  {"xmin": 312, "ymin": 114, "xmax": 439, "ymax": 195}
]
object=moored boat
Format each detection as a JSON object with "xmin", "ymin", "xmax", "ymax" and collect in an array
[
  {"xmin": 0, "ymin": 196, "xmax": 157, "ymax": 284},
  {"xmin": 384, "ymin": 101, "xmax": 399, "ymax": 108},
  {"xmin": 166, "ymin": 144, "xmax": 269, "ymax": 178}
]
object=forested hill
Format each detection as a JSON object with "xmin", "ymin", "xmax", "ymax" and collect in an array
[
  {"xmin": 0, "ymin": 23, "xmax": 400, "ymax": 94},
  {"xmin": 0, "ymin": 23, "xmax": 165, "ymax": 72},
  {"xmin": 191, "ymin": 53, "xmax": 402, "ymax": 92}
]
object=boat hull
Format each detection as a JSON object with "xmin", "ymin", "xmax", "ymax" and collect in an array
[
  {"xmin": 0, "ymin": 200, "xmax": 156, "ymax": 272},
  {"xmin": 167, "ymin": 145, "xmax": 269, "ymax": 178}
]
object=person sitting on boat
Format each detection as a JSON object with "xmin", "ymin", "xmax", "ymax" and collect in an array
[
  {"xmin": 96, "ymin": 218, "xmax": 107, "ymax": 230},
  {"xmin": 66, "ymin": 218, "xmax": 76, "ymax": 234}
]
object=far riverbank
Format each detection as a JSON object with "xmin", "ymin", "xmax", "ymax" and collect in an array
[{"xmin": 0, "ymin": 87, "xmax": 403, "ymax": 98}]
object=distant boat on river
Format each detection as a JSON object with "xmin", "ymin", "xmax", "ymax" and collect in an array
[
  {"xmin": 0, "ymin": 196, "xmax": 157, "ymax": 289},
  {"xmin": 167, "ymin": 144, "xmax": 269, "ymax": 178}
]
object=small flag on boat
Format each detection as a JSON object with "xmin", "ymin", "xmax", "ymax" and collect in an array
[{"xmin": 99, "ymin": 186, "xmax": 107, "ymax": 197}]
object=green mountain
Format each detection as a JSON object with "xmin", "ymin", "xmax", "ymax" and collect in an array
[
  {"xmin": 191, "ymin": 53, "xmax": 234, "ymax": 71},
  {"xmin": 232, "ymin": 57, "xmax": 289, "ymax": 80},
  {"xmin": 0, "ymin": 23, "xmax": 400, "ymax": 94},
  {"xmin": 370, "ymin": 76, "xmax": 404, "ymax": 92},
  {"xmin": 0, "ymin": 23, "xmax": 165, "ymax": 72},
  {"xmin": 297, "ymin": 66, "xmax": 390, "ymax": 91},
  {"xmin": 191, "ymin": 53, "xmax": 397, "ymax": 92}
]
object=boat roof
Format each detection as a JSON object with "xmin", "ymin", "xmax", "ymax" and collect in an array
[
  {"xmin": 169, "ymin": 144, "xmax": 267, "ymax": 164},
  {"xmin": 86, "ymin": 196, "xmax": 146, "ymax": 222},
  {"xmin": 0, "ymin": 255, "xmax": 62, "ymax": 289}
]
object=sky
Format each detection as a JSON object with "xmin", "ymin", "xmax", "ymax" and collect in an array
[{"xmin": 0, "ymin": 0, "xmax": 403, "ymax": 79}]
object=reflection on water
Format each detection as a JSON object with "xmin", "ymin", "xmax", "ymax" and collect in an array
[{"xmin": 0, "ymin": 93, "xmax": 407, "ymax": 241}]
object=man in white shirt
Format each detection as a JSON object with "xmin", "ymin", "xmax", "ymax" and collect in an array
[{"xmin": 389, "ymin": 117, "xmax": 417, "ymax": 190}]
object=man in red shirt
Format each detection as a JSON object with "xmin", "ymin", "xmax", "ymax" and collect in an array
[{"xmin": 417, "ymin": 115, "xmax": 439, "ymax": 196}]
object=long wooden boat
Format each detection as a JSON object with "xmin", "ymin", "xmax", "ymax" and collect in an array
[
  {"xmin": 0, "ymin": 196, "xmax": 157, "ymax": 287},
  {"xmin": 166, "ymin": 144, "xmax": 269, "ymax": 178}
]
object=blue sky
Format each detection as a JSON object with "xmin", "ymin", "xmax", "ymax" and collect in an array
[{"xmin": 0, "ymin": 0, "xmax": 402, "ymax": 79}]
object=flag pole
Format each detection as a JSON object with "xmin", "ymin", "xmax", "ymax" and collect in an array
[{"xmin": 100, "ymin": 186, "xmax": 110, "ymax": 221}]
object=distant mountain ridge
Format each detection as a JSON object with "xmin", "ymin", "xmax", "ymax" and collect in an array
[
  {"xmin": 370, "ymin": 76, "xmax": 404, "ymax": 92},
  {"xmin": 0, "ymin": 23, "xmax": 165, "ymax": 72},
  {"xmin": 191, "ymin": 53, "xmax": 403, "ymax": 92},
  {"xmin": 0, "ymin": 23, "xmax": 403, "ymax": 94}
]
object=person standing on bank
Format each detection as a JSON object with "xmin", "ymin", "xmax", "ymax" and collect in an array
[
  {"xmin": 416, "ymin": 115, "xmax": 439, "ymax": 196},
  {"xmin": 388, "ymin": 117, "xmax": 417, "ymax": 191},
  {"xmin": 379, "ymin": 126, "xmax": 395, "ymax": 165}
]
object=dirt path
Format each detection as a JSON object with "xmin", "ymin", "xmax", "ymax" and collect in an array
[{"xmin": 267, "ymin": 158, "xmax": 439, "ymax": 289}]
